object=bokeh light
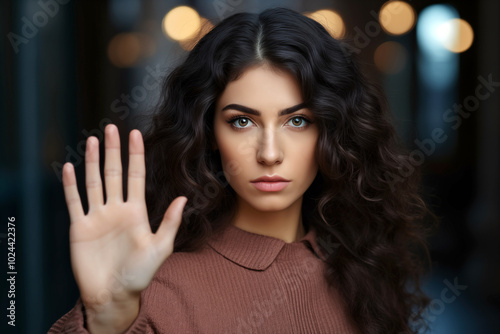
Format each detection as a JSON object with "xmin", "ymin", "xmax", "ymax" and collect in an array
[
  {"xmin": 417, "ymin": 4, "xmax": 459, "ymax": 60},
  {"xmin": 379, "ymin": 1, "xmax": 416, "ymax": 35},
  {"xmin": 162, "ymin": 6, "xmax": 201, "ymax": 41},
  {"xmin": 305, "ymin": 9, "xmax": 345, "ymax": 39},
  {"xmin": 107, "ymin": 33, "xmax": 156, "ymax": 67},
  {"xmin": 179, "ymin": 17, "xmax": 214, "ymax": 51},
  {"xmin": 439, "ymin": 18, "xmax": 474, "ymax": 53},
  {"xmin": 107, "ymin": 33, "xmax": 142, "ymax": 67},
  {"xmin": 374, "ymin": 41, "xmax": 408, "ymax": 74}
]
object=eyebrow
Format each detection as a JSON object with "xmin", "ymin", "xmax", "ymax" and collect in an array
[{"xmin": 221, "ymin": 102, "xmax": 308, "ymax": 117}]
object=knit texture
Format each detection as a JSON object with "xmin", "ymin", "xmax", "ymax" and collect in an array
[{"xmin": 48, "ymin": 224, "xmax": 360, "ymax": 333}]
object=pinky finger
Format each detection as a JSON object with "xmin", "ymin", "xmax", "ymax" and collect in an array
[{"xmin": 62, "ymin": 163, "xmax": 85, "ymax": 221}]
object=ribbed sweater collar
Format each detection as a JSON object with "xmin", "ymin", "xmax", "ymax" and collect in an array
[{"xmin": 207, "ymin": 224, "xmax": 328, "ymax": 271}]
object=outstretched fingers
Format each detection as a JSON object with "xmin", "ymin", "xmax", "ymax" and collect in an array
[
  {"xmin": 62, "ymin": 163, "xmax": 85, "ymax": 221},
  {"xmin": 127, "ymin": 130, "xmax": 146, "ymax": 202}
]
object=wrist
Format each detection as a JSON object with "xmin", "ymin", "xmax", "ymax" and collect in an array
[{"xmin": 84, "ymin": 295, "xmax": 140, "ymax": 334}]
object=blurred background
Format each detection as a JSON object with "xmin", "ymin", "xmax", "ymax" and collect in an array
[{"xmin": 1, "ymin": 0, "xmax": 499, "ymax": 333}]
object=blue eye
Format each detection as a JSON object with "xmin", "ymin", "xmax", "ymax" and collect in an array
[{"xmin": 227, "ymin": 115, "xmax": 311, "ymax": 130}]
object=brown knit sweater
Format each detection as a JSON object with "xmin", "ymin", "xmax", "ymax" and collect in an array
[{"xmin": 48, "ymin": 224, "xmax": 360, "ymax": 333}]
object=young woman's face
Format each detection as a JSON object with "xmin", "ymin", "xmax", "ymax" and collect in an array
[{"xmin": 213, "ymin": 64, "xmax": 319, "ymax": 213}]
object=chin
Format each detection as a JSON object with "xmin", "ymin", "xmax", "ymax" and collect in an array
[{"xmin": 245, "ymin": 196, "xmax": 299, "ymax": 213}]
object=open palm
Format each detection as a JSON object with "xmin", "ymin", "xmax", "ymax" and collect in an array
[{"xmin": 62, "ymin": 124, "xmax": 187, "ymax": 316}]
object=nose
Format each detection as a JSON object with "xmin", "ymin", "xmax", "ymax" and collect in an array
[{"xmin": 256, "ymin": 128, "xmax": 283, "ymax": 165}]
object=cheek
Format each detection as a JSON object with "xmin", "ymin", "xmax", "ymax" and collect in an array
[
  {"xmin": 216, "ymin": 131, "xmax": 238, "ymax": 162},
  {"xmin": 298, "ymin": 136, "xmax": 316, "ymax": 154},
  {"xmin": 214, "ymin": 129, "xmax": 248, "ymax": 179},
  {"xmin": 292, "ymin": 134, "xmax": 318, "ymax": 171},
  {"xmin": 302, "ymin": 149, "xmax": 318, "ymax": 177}
]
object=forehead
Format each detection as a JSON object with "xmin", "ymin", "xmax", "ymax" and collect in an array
[{"xmin": 216, "ymin": 64, "xmax": 303, "ymax": 110}]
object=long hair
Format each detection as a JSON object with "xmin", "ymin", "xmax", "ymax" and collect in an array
[{"xmin": 143, "ymin": 7, "xmax": 433, "ymax": 333}]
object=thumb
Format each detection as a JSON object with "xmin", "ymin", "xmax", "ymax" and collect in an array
[{"xmin": 154, "ymin": 196, "xmax": 188, "ymax": 255}]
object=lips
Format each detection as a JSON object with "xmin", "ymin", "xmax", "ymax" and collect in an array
[
  {"xmin": 250, "ymin": 175, "xmax": 290, "ymax": 182},
  {"xmin": 251, "ymin": 175, "xmax": 290, "ymax": 192}
]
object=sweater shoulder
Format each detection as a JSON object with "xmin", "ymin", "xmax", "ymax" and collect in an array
[{"xmin": 153, "ymin": 243, "xmax": 214, "ymax": 282}]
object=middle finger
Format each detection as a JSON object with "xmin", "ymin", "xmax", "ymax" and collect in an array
[{"xmin": 104, "ymin": 124, "xmax": 123, "ymax": 203}]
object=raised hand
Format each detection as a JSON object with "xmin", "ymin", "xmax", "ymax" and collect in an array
[{"xmin": 62, "ymin": 124, "xmax": 187, "ymax": 333}]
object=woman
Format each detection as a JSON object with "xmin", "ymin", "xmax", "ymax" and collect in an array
[{"xmin": 49, "ymin": 7, "xmax": 432, "ymax": 334}]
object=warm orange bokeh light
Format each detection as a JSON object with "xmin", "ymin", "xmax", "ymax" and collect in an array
[
  {"xmin": 179, "ymin": 17, "xmax": 215, "ymax": 51},
  {"xmin": 107, "ymin": 33, "xmax": 142, "ymax": 68},
  {"xmin": 107, "ymin": 33, "xmax": 156, "ymax": 67},
  {"xmin": 305, "ymin": 9, "xmax": 345, "ymax": 39},
  {"xmin": 374, "ymin": 41, "xmax": 408, "ymax": 74},
  {"xmin": 162, "ymin": 6, "xmax": 201, "ymax": 41},
  {"xmin": 440, "ymin": 18, "xmax": 474, "ymax": 53},
  {"xmin": 379, "ymin": 1, "xmax": 416, "ymax": 35}
]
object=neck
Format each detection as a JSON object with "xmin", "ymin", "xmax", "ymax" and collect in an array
[{"xmin": 231, "ymin": 196, "xmax": 306, "ymax": 243}]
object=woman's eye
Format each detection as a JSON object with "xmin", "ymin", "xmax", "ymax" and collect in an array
[
  {"xmin": 287, "ymin": 117, "xmax": 308, "ymax": 128},
  {"xmin": 228, "ymin": 116, "xmax": 310, "ymax": 129},
  {"xmin": 231, "ymin": 117, "xmax": 253, "ymax": 128}
]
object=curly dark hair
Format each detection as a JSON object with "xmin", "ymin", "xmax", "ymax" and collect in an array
[{"xmin": 143, "ymin": 7, "xmax": 434, "ymax": 334}]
